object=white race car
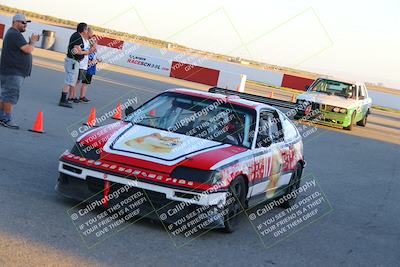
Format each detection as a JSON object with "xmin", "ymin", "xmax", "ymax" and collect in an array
[{"xmin": 56, "ymin": 88, "xmax": 305, "ymax": 232}]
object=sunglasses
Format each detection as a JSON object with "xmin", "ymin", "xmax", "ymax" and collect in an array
[{"xmin": 17, "ymin": 21, "xmax": 27, "ymax": 25}]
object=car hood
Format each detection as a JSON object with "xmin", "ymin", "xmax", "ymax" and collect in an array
[
  {"xmin": 99, "ymin": 124, "xmax": 248, "ymax": 171},
  {"xmin": 297, "ymin": 92, "xmax": 358, "ymax": 109}
]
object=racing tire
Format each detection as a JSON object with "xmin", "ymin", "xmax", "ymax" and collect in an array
[
  {"xmin": 357, "ymin": 111, "xmax": 368, "ymax": 127},
  {"xmin": 222, "ymin": 176, "xmax": 246, "ymax": 233},
  {"xmin": 280, "ymin": 163, "xmax": 303, "ymax": 209},
  {"xmin": 344, "ymin": 111, "xmax": 356, "ymax": 131}
]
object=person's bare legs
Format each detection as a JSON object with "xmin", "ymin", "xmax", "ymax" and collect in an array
[
  {"xmin": 3, "ymin": 102, "xmax": 12, "ymax": 115},
  {"xmin": 62, "ymin": 84, "xmax": 70, "ymax": 97},
  {"xmin": 69, "ymin": 84, "xmax": 77, "ymax": 99},
  {"xmin": 0, "ymin": 102, "xmax": 13, "ymax": 123},
  {"xmin": 80, "ymin": 83, "xmax": 88, "ymax": 98}
]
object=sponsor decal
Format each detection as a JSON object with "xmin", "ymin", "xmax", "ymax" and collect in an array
[
  {"xmin": 127, "ymin": 55, "xmax": 170, "ymax": 71},
  {"xmin": 266, "ymin": 150, "xmax": 283, "ymax": 198},
  {"xmin": 125, "ymin": 133, "xmax": 182, "ymax": 153}
]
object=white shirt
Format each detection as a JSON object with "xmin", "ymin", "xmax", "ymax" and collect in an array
[{"xmin": 79, "ymin": 38, "xmax": 90, "ymax": 70}]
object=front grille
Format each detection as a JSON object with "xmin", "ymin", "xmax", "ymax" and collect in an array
[
  {"xmin": 320, "ymin": 104, "xmax": 335, "ymax": 112},
  {"xmin": 62, "ymin": 164, "xmax": 82, "ymax": 174},
  {"xmin": 311, "ymin": 102, "xmax": 320, "ymax": 110}
]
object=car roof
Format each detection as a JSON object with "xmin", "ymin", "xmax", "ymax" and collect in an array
[{"xmin": 167, "ymin": 88, "xmax": 271, "ymax": 110}]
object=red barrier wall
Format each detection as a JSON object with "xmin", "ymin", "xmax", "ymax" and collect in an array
[
  {"xmin": 170, "ymin": 61, "xmax": 220, "ymax": 86},
  {"xmin": 93, "ymin": 35, "xmax": 124, "ymax": 49},
  {"xmin": 281, "ymin": 74, "xmax": 314, "ymax": 91},
  {"xmin": 0, "ymin": 24, "xmax": 5, "ymax": 39}
]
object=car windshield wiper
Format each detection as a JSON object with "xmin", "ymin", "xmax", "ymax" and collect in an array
[
  {"xmin": 124, "ymin": 115, "xmax": 162, "ymax": 122},
  {"xmin": 132, "ymin": 122, "xmax": 169, "ymax": 132},
  {"xmin": 315, "ymin": 90, "xmax": 332, "ymax": 95},
  {"xmin": 333, "ymin": 92, "xmax": 350, "ymax": 98}
]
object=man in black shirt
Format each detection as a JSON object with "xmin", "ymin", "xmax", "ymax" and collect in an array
[
  {"xmin": 0, "ymin": 13, "xmax": 39, "ymax": 129},
  {"xmin": 59, "ymin": 22, "xmax": 94, "ymax": 108}
]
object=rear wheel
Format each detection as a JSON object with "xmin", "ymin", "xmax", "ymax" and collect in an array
[
  {"xmin": 281, "ymin": 163, "xmax": 303, "ymax": 208},
  {"xmin": 222, "ymin": 176, "xmax": 246, "ymax": 233},
  {"xmin": 344, "ymin": 111, "xmax": 356, "ymax": 131}
]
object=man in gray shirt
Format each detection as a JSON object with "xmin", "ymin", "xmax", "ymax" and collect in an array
[{"xmin": 0, "ymin": 13, "xmax": 39, "ymax": 129}]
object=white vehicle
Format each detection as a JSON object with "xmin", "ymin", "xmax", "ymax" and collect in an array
[{"xmin": 295, "ymin": 78, "xmax": 372, "ymax": 130}]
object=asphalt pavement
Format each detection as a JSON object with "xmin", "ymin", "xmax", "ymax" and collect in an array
[{"xmin": 0, "ymin": 56, "xmax": 399, "ymax": 267}]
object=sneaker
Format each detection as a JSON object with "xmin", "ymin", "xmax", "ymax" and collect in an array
[
  {"xmin": 59, "ymin": 99, "xmax": 73, "ymax": 108},
  {"xmin": 73, "ymin": 98, "xmax": 80, "ymax": 103},
  {"xmin": 79, "ymin": 97, "xmax": 90, "ymax": 103},
  {"xmin": 1, "ymin": 119, "xmax": 20, "ymax": 130}
]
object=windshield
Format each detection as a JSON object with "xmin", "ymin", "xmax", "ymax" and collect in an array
[
  {"xmin": 309, "ymin": 79, "xmax": 356, "ymax": 99},
  {"xmin": 126, "ymin": 92, "xmax": 256, "ymax": 148}
]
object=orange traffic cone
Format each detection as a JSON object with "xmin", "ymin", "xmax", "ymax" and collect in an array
[
  {"xmin": 29, "ymin": 111, "xmax": 45, "ymax": 133},
  {"xmin": 113, "ymin": 102, "xmax": 122, "ymax": 120},
  {"xmin": 269, "ymin": 91, "xmax": 274, "ymax": 98},
  {"xmin": 291, "ymin": 94, "xmax": 296, "ymax": 102},
  {"xmin": 84, "ymin": 107, "xmax": 97, "ymax": 127}
]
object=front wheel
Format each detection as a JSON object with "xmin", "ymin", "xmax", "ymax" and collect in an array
[
  {"xmin": 344, "ymin": 111, "xmax": 356, "ymax": 131},
  {"xmin": 222, "ymin": 176, "xmax": 246, "ymax": 233}
]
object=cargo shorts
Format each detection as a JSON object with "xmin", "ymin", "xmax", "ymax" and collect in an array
[
  {"xmin": 0, "ymin": 74, "xmax": 25, "ymax": 105},
  {"xmin": 64, "ymin": 57, "xmax": 79, "ymax": 86}
]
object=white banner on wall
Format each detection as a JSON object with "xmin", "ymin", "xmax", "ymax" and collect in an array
[{"xmin": 217, "ymin": 71, "xmax": 247, "ymax": 91}]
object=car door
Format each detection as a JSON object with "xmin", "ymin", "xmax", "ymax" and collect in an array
[
  {"xmin": 357, "ymin": 85, "xmax": 369, "ymax": 118},
  {"xmin": 247, "ymin": 109, "xmax": 285, "ymax": 206}
]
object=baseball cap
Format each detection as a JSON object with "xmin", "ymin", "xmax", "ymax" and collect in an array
[{"xmin": 12, "ymin": 13, "xmax": 31, "ymax": 23}]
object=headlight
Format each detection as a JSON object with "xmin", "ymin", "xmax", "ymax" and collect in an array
[
  {"xmin": 333, "ymin": 107, "xmax": 340, "ymax": 113},
  {"xmin": 340, "ymin": 108, "xmax": 347, "ymax": 114},
  {"xmin": 70, "ymin": 142, "xmax": 101, "ymax": 160},
  {"xmin": 171, "ymin": 167, "xmax": 216, "ymax": 184}
]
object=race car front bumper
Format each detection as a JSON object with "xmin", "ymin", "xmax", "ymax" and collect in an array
[{"xmin": 56, "ymin": 161, "xmax": 228, "ymax": 228}]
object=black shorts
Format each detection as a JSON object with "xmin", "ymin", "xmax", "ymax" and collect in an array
[{"xmin": 78, "ymin": 69, "xmax": 92, "ymax": 84}]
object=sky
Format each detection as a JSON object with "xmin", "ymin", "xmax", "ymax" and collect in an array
[{"xmin": 2, "ymin": 0, "xmax": 400, "ymax": 89}]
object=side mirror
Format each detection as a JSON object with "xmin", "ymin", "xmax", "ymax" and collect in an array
[{"xmin": 125, "ymin": 106, "xmax": 135, "ymax": 116}]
